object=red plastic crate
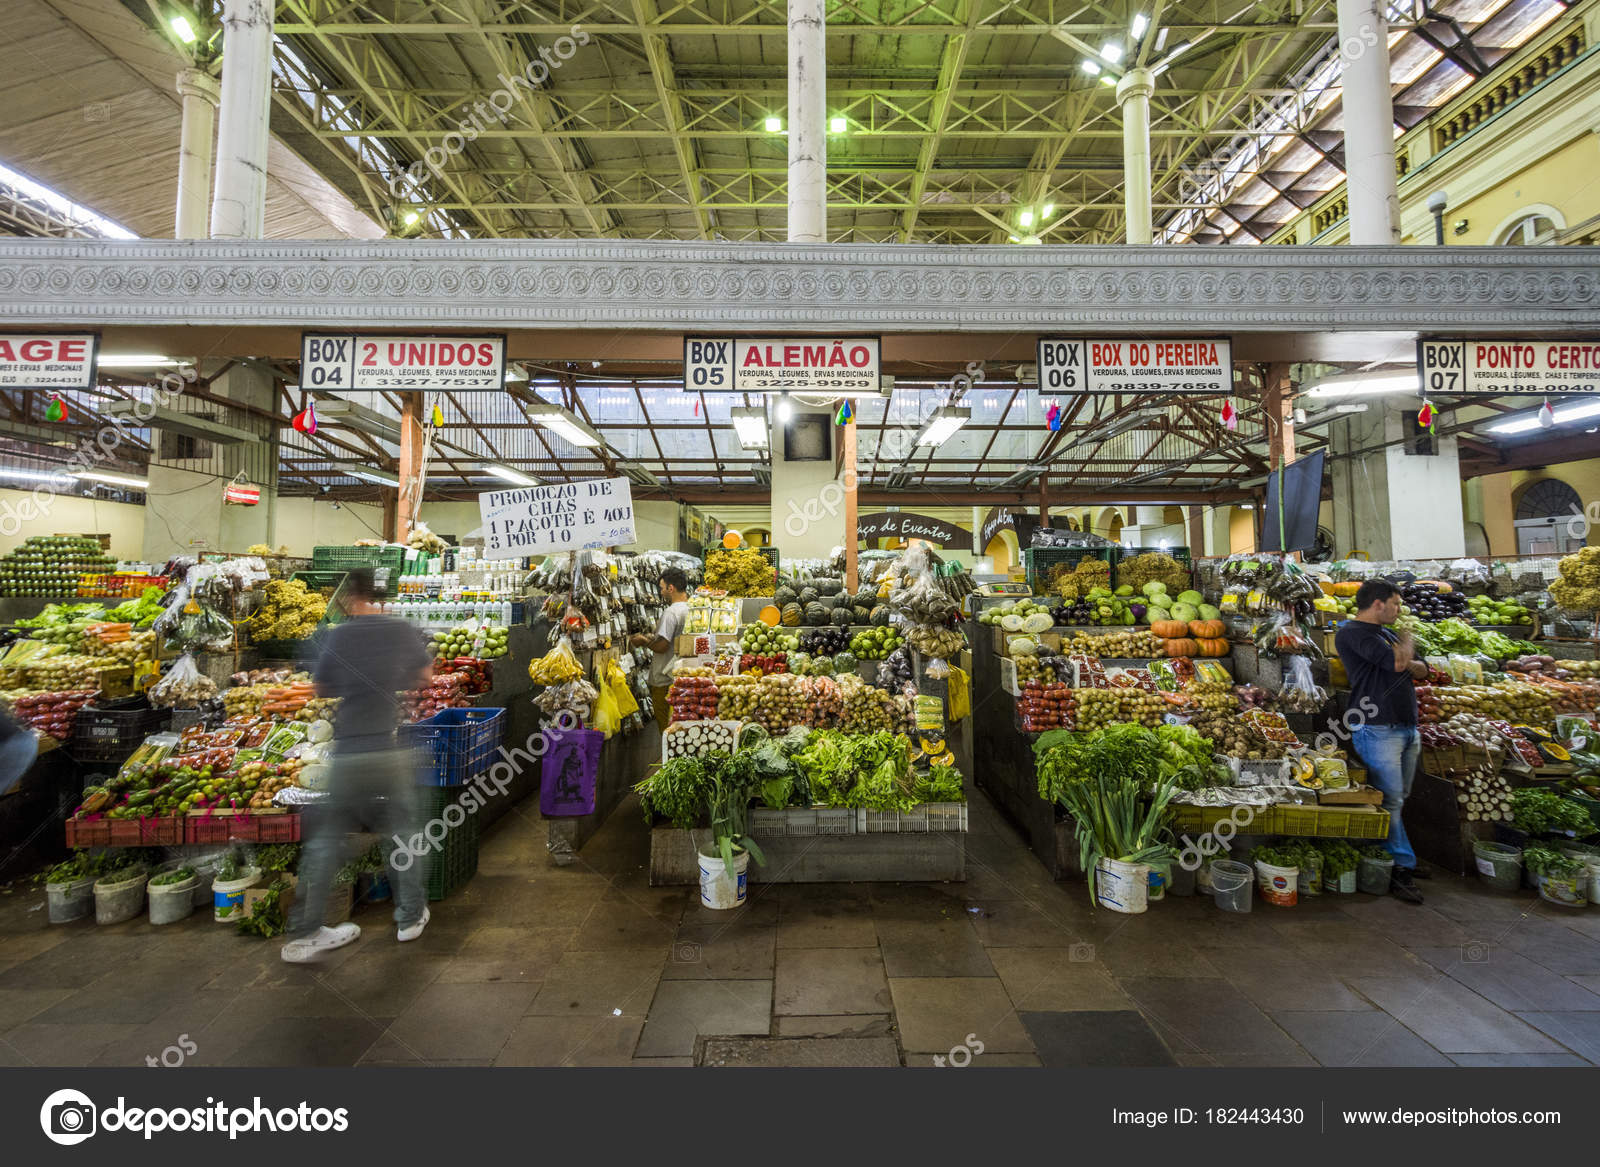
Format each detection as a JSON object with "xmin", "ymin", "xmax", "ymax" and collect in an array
[
  {"xmin": 65, "ymin": 816, "xmax": 183, "ymax": 848},
  {"xmin": 63, "ymin": 818, "xmax": 112, "ymax": 848},
  {"xmin": 184, "ymin": 812, "xmax": 301, "ymax": 846}
]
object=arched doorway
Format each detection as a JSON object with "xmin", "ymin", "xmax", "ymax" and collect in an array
[{"xmin": 1512, "ymin": 478, "xmax": 1587, "ymax": 555}]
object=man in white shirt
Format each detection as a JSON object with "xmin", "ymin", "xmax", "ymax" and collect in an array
[{"xmin": 631, "ymin": 566, "xmax": 689, "ymax": 729}]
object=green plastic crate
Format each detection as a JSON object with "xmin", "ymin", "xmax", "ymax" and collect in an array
[
  {"xmin": 410, "ymin": 787, "xmax": 480, "ymax": 901},
  {"xmin": 311, "ymin": 545, "xmax": 406, "ymax": 576},
  {"xmin": 1023, "ymin": 546, "xmax": 1118, "ymax": 593},
  {"xmin": 289, "ymin": 570, "xmax": 352, "ymax": 627}
]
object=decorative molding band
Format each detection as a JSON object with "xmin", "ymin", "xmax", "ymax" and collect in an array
[{"xmin": 0, "ymin": 240, "xmax": 1595, "ymax": 332}]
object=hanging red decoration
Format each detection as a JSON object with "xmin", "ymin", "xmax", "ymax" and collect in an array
[
  {"xmin": 1220, "ymin": 399, "xmax": 1237, "ymax": 431},
  {"xmin": 292, "ymin": 398, "xmax": 318, "ymax": 435},
  {"xmin": 1417, "ymin": 400, "xmax": 1435, "ymax": 430},
  {"xmin": 44, "ymin": 395, "xmax": 67, "ymax": 423},
  {"xmin": 1045, "ymin": 399, "xmax": 1061, "ymax": 431}
]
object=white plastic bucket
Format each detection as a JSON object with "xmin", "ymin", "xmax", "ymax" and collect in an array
[
  {"xmin": 1209, "ymin": 860, "xmax": 1252, "ymax": 912},
  {"xmin": 1323, "ymin": 868, "xmax": 1357, "ymax": 894},
  {"xmin": 698, "ymin": 850, "xmax": 749, "ymax": 910},
  {"xmin": 147, "ymin": 874, "xmax": 200, "ymax": 926},
  {"xmin": 1537, "ymin": 869, "xmax": 1588, "ymax": 908},
  {"xmin": 46, "ymin": 875, "xmax": 96, "ymax": 924},
  {"xmin": 1254, "ymin": 860, "xmax": 1299, "ymax": 908},
  {"xmin": 1095, "ymin": 857, "xmax": 1149, "ymax": 915},
  {"xmin": 93, "ymin": 873, "xmax": 149, "ymax": 925},
  {"xmin": 212, "ymin": 866, "xmax": 262, "ymax": 922}
]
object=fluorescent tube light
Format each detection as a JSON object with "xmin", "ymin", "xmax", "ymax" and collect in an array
[
  {"xmin": 98, "ymin": 355, "xmax": 185, "ymax": 368},
  {"xmin": 1488, "ymin": 400, "xmax": 1600, "ymax": 435},
  {"xmin": 71, "ymin": 470, "xmax": 148, "ymax": 488},
  {"xmin": 348, "ymin": 467, "xmax": 400, "ymax": 486},
  {"xmin": 0, "ymin": 468, "xmax": 73, "ymax": 484},
  {"xmin": 314, "ymin": 396, "xmax": 403, "ymax": 444},
  {"xmin": 170, "ymin": 14, "xmax": 197, "ymax": 43},
  {"xmin": 482, "ymin": 463, "xmax": 541, "ymax": 486},
  {"xmin": 524, "ymin": 403, "xmax": 603, "ymax": 448},
  {"xmin": 1301, "ymin": 371, "xmax": 1420, "ymax": 398},
  {"xmin": 916, "ymin": 406, "xmax": 971, "ymax": 447},
  {"xmin": 1131, "ymin": 13, "xmax": 1149, "ymax": 38},
  {"xmin": 730, "ymin": 406, "xmax": 770, "ymax": 450},
  {"xmin": 776, "ymin": 395, "xmax": 794, "ymax": 423}
]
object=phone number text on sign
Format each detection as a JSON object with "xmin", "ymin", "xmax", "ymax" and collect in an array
[
  {"xmin": 1036, "ymin": 338, "xmax": 1233, "ymax": 395},
  {"xmin": 300, "ymin": 333, "xmax": 507, "ymax": 391},
  {"xmin": 477, "ymin": 476, "xmax": 637, "ymax": 556},
  {"xmin": 1418, "ymin": 339, "xmax": 1600, "ymax": 396},
  {"xmin": 685, "ymin": 337, "xmax": 880, "ymax": 394}
]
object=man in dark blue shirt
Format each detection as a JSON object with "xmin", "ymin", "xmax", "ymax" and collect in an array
[{"xmin": 1334, "ymin": 579, "xmax": 1429, "ymax": 904}]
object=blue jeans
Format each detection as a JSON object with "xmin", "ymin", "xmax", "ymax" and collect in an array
[
  {"xmin": 1351, "ymin": 724, "xmax": 1420, "ymax": 870},
  {"xmin": 290, "ymin": 746, "xmax": 425, "ymax": 937}
]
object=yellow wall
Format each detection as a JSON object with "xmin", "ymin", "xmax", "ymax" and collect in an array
[
  {"xmin": 1476, "ymin": 457, "xmax": 1600, "ymax": 554},
  {"xmin": 1230, "ymin": 507, "xmax": 1256, "ymax": 553},
  {"xmin": 1447, "ymin": 135, "xmax": 1600, "ymax": 246},
  {"xmin": 0, "ymin": 489, "xmax": 147, "ymax": 560}
]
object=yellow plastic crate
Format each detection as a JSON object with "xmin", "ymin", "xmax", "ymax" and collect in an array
[{"xmin": 1274, "ymin": 804, "xmax": 1390, "ymax": 838}]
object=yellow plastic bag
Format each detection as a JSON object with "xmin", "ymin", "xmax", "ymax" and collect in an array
[
  {"xmin": 591, "ymin": 682, "xmax": 620, "ymax": 739},
  {"xmin": 604, "ymin": 658, "xmax": 639, "ymax": 718},
  {"xmin": 947, "ymin": 665, "xmax": 971, "ymax": 722}
]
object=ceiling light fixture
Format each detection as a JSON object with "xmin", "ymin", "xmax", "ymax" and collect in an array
[
  {"xmin": 1042, "ymin": 203, "xmax": 1055, "ymax": 217},
  {"xmin": 1488, "ymin": 400, "xmax": 1600, "ymax": 435},
  {"xmin": 1301, "ymin": 371, "xmax": 1420, "ymax": 399},
  {"xmin": 314, "ymin": 396, "xmax": 402, "ymax": 444},
  {"xmin": 348, "ymin": 467, "xmax": 400, "ymax": 486},
  {"xmin": 97, "ymin": 355, "xmax": 184, "ymax": 367},
  {"xmin": 482, "ymin": 463, "xmax": 541, "ymax": 486},
  {"xmin": 170, "ymin": 13, "xmax": 197, "ymax": 43},
  {"xmin": 524, "ymin": 403, "xmax": 604, "ymax": 448},
  {"xmin": 1131, "ymin": 13, "xmax": 1149, "ymax": 38},
  {"xmin": 1101, "ymin": 42, "xmax": 1123, "ymax": 63},
  {"xmin": 1018, "ymin": 209, "xmax": 1034, "ymax": 227},
  {"xmin": 1082, "ymin": 59, "xmax": 1101, "ymax": 75},
  {"xmin": 916, "ymin": 406, "xmax": 972, "ymax": 447},
  {"xmin": 776, "ymin": 394, "xmax": 794, "ymax": 423},
  {"xmin": 764, "ymin": 116, "xmax": 783, "ymax": 132},
  {"xmin": 730, "ymin": 406, "xmax": 770, "ymax": 450},
  {"xmin": 829, "ymin": 116, "xmax": 847, "ymax": 133},
  {"xmin": 70, "ymin": 470, "xmax": 148, "ymax": 488}
]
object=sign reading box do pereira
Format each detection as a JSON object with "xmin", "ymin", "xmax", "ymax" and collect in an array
[{"xmin": 477, "ymin": 476, "xmax": 637, "ymax": 555}]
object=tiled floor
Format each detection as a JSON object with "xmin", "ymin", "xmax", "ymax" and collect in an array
[{"xmin": 3, "ymin": 785, "xmax": 1599, "ymax": 1068}]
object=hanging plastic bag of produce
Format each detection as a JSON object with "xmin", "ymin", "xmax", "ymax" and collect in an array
[
  {"xmin": 149, "ymin": 653, "xmax": 218, "ymax": 708},
  {"xmin": 529, "ymin": 637, "xmax": 584, "ymax": 685},
  {"xmin": 591, "ymin": 682, "xmax": 620, "ymax": 738},
  {"xmin": 603, "ymin": 657, "xmax": 640, "ymax": 718},
  {"xmin": 946, "ymin": 664, "xmax": 971, "ymax": 722},
  {"xmin": 1281, "ymin": 655, "xmax": 1329, "ymax": 713}
]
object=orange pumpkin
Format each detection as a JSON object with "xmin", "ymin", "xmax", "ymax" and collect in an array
[
  {"xmin": 1163, "ymin": 637, "xmax": 1198, "ymax": 657},
  {"xmin": 1189, "ymin": 619, "xmax": 1225, "ymax": 639},
  {"xmin": 1197, "ymin": 637, "xmax": 1229, "ymax": 657},
  {"xmin": 1152, "ymin": 621, "xmax": 1190, "ymax": 639}
]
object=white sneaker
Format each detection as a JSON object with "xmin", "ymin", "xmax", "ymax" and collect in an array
[
  {"xmin": 397, "ymin": 906, "xmax": 431, "ymax": 943},
  {"xmin": 280, "ymin": 923, "xmax": 361, "ymax": 964}
]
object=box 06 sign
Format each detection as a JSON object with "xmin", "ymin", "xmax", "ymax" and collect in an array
[
  {"xmin": 478, "ymin": 476, "xmax": 636, "ymax": 555},
  {"xmin": 1418, "ymin": 339, "xmax": 1600, "ymax": 396},
  {"xmin": 0, "ymin": 333, "xmax": 99, "ymax": 390},
  {"xmin": 300, "ymin": 333, "xmax": 507, "ymax": 391},
  {"xmin": 1036, "ymin": 337, "xmax": 1233, "ymax": 395},
  {"xmin": 685, "ymin": 337, "xmax": 880, "ymax": 394}
]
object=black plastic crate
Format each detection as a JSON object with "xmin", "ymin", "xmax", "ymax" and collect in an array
[{"xmin": 70, "ymin": 697, "xmax": 172, "ymax": 763}]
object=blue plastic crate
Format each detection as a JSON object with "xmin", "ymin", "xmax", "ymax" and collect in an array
[{"xmin": 403, "ymin": 707, "xmax": 506, "ymax": 786}]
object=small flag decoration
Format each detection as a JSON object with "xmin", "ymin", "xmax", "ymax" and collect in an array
[
  {"xmin": 291, "ymin": 398, "xmax": 317, "ymax": 435},
  {"xmin": 1417, "ymin": 400, "xmax": 1435, "ymax": 431},
  {"xmin": 1221, "ymin": 399, "xmax": 1237, "ymax": 431},
  {"xmin": 44, "ymin": 395, "xmax": 67, "ymax": 423},
  {"xmin": 1045, "ymin": 400, "xmax": 1061, "ymax": 431},
  {"xmin": 836, "ymin": 400, "xmax": 854, "ymax": 425}
]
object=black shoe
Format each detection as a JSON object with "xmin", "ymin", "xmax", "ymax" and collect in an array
[
  {"xmin": 1390, "ymin": 874, "xmax": 1425, "ymax": 904},
  {"xmin": 1405, "ymin": 865, "xmax": 1431, "ymax": 880}
]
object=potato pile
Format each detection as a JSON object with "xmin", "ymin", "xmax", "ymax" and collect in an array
[
  {"xmin": 1064, "ymin": 629, "xmax": 1164, "ymax": 658},
  {"xmin": 1416, "ymin": 682, "xmax": 1554, "ymax": 726},
  {"xmin": 1190, "ymin": 710, "xmax": 1286, "ymax": 759}
]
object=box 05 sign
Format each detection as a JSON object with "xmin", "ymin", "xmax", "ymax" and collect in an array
[
  {"xmin": 685, "ymin": 337, "xmax": 880, "ymax": 395},
  {"xmin": 1036, "ymin": 338, "xmax": 1233, "ymax": 395},
  {"xmin": 478, "ymin": 477, "xmax": 637, "ymax": 555},
  {"xmin": 1418, "ymin": 339, "xmax": 1600, "ymax": 396},
  {"xmin": 300, "ymin": 333, "xmax": 507, "ymax": 391}
]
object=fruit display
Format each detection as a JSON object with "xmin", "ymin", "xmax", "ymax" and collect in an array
[
  {"xmin": 905, "ymin": 625, "xmax": 965, "ymax": 659},
  {"xmin": 246, "ymin": 578, "xmax": 329, "ymax": 642},
  {"xmin": 1018, "ymin": 679, "xmax": 1073, "ymax": 732},
  {"xmin": 17, "ymin": 653, "xmax": 103, "ymax": 691},
  {"xmin": 850, "ymin": 626, "xmax": 903, "ymax": 660},
  {"xmin": 1415, "ymin": 682, "xmax": 1556, "ymax": 727},
  {"xmin": 799, "ymin": 625, "xmax": 849, "ymax": 656},
  {"xmin": 430, "ymin": 622, "xmax": 509, "ymax": 660},
  {"xmin": 0, "ymin": 689, "xmax": 96, "ymax": 741},
  {"xmin": 1062, "ymin": 629, "xmax": 1165, "ymax": 658},
  {"xmin": 739, "ymin": 653, "xmax": 789, "ymax": 675},
  {"xmin": 704, "ymin": 546, "xmax": 776, "ymax": 596},
  {"xmin": 740, "ymin": 623, "xmax": 799, "ymax": 655},
  {"xmin": 1116, "ymin": 552, "xmax": 1192, "ymax": 597},
  {"xmin": 1401, "ymin": 581, "xmax": 1471, "ymax": 622},
  {"xmin": 668, "ymin": 674, "xmax": 720, "ymax": 721},
  {"xmin": 978, "ymin": 598, "xmax": 1055, "ymax": 628},
  {"xmin": 1550, "ymin": 546, "xmax": 1600, "ymax": 613},
  {"xmin": 1465, "ymin": 593, "xmax": 1534, "ymax": 627},
  {"xmin": 876, "ymin": 646, "xmax": 916, "ymax": 690},
  {"xmin": 0, "ymin": 535, "xmax": 116, "ymax": 597}
]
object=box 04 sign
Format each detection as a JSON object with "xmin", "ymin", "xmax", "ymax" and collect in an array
[
  {"xmin": 685, "ymin": 337, "xmax": 880, "ymax": 394},
  {"xmin": 300, "ymin": 333, "xmax": 506, "ymax": 391},
  {"xmin": 1036, "ymin": 338, "xmax": 1233, "ymax": 395},
  {"xmin": 478, "ymin": 477, "xmax": 636, "ymax": 555},
  {"xmin": 0, "ymin": 333, "xmax": 99, "ymax": 390},
  {"xmin": 1418, "ymin": 339, "xmax": 1600, "ymax": 396}
]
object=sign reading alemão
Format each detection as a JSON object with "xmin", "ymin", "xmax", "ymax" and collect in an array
[{"xmin": 684, "ymin": 336, "xmax": 880, "ymax": 395}]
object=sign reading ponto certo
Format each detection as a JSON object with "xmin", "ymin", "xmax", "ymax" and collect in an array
[
  {"xmin": 477, "ymin": 476, "xmax": 636, "ymax": 555},
  {"xmin": 299, "ymin": 333, "xmax": 506, "ymax": 391},
  {"xmin": 684, "ymin": 337, "xmax": 880, "ymax": 394},
  {"xmin": 0, "ymin": 333, "xmax": 99, "ymax": 390},
  {"xmin": 1035, "ymin": 337, "xmax": 1233, "ymax": 395},
  {"xmin": 1418, "ymin": 339, "xmax": 1600, "ymax": 396}
]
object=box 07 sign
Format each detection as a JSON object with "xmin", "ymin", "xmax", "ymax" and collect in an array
[
  {"xmin": 478, "ymin": 476, "xmax": 636, "ymax": 555},
  {"xmin": 1036, "ymin": 338, "xmax": 1233, "ymax": 395},
  {"xmin": 300, "ymin": 333, "xmax": 507, "ymax": 391},
  {"xmin": 1418, "ymin": 339, "xmax": 1600, "ymax": 396}
]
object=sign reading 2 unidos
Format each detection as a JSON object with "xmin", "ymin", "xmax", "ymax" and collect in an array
[
  {"xmin": 300, "ymin": 333, "xmax": 506, "ymax": 391},
  {"xmin": 1418, "ymin": 339, "xmax": 1600, "ymax": 396},
  {"xmin": 685, "ymin": 337, "xmax": 880, "ymax": 395},
  {"xmin": 1036, "ymin": 337, "xmax": 1233, "ymax": 395},
  {"xmin": 0, "ymin": 333, "xmax": 99, "ymax": 390},
  {"xmin": 478, "ymin": 476, "xmax": 636, "ymax": 555}
]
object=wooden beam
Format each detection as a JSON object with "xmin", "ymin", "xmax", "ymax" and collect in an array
[{"xmin": 394, "ymin": 393, "xmax": 424, "ymax": 542}]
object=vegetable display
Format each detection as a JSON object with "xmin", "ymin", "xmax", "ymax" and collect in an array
[
  {"xmin": 1510, "ymin": 788, "xmax": 1595, "ymax": 837},
  {"xmin": 704, "ymin": 546, "xmax": 776, "ymax": 596},
  {"xmin": 1549, "ymin": 546, "xmax": 1600, "ymax": 613}
]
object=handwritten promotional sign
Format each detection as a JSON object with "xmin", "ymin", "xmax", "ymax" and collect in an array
[
  {"xmin": 477, "ymin": 477, "xmax": 635, "ymax": 555},
  {"xmin": 300, "ymin": 333, "xmax": 506, "ymax": 391},
  {"xmin": 0, "ymin": 333, "xmax": 99, "ymax": 390},
  {"xmin": 1036, "ymin": 337, "xmax": 1233, "ymax": 395},
  {"xmin": 1418, "ymin": 339, "xmax": 1600, "ymax": 396},
  {"xmin": 684, "ymin": 336, "xmax": 880, "ymax": 395}
]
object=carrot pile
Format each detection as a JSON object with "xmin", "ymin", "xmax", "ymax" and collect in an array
[
  {"xmin": 260, "ymin": 680, "xmax": 316, "ymax": 716},
  {"xmin": 84, "ymin": 622, "xmax": 132, "ymax": 645}
]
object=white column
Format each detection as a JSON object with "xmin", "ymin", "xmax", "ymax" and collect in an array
[
  {"xmin": 786, "ymin": 0, "xmax": 826, "ymax": 243},
  {"xmin": 175, "ymin": 69, "xmax": 220, "ymax": 239},
  {"xmin": 209, "ymin": 0, "xmax": 274, "ymax": 240},
  {"xmin": 971, "ymin": 506, "xmax": 983, "ymax": 556},
  {"xmin": 1336, "ymin": 0, "xmax": 1401, "ymax": 244},
  {"xmin": 1116, "ymin": 67, "xmax": 1155, "ymax": 245}
]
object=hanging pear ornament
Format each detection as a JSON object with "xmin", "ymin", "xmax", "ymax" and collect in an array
[
  {"xmin": 431, "ymin": 401, "xmax": 445, "ymax": 428},
  {"xmin": 291, "ymin": 398, "xmax": 318, "ymax": 435},
  {"xmin": 1538, "ymin": 399, "xmax": 1557, "ymax": 429},
  {"xmin": 44, "ymin": 395, "xmax": 67, "ymax": 423},
  {"xmin": 1417, "ymin": 400, "xmax": 1435, "ymax": 431},
  {"xmin": 1221, "ymin": 399, "xmax": 1237, "ymax": 431}
]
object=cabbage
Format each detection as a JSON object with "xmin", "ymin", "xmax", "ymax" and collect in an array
[
  {"xmin": 1169, "ymin": 602, "xmax": 1199, "ymax": 622},
  {"xmin": 1001, "ymin": 613, "xmax": 1025, "ymax": 632},
  {"xmin": 1176, "ymin": 590, "xmax": 1203, "ymax": 607},
  {"xmin": 1022, "ymin": 613, "xmax": 1053, "ymax": 634},
  {"xmin": 1142, "ymin": 581, "xmax": 1168, "ymax": 597},
  {"xmin": 1197, "ymin": 604, "xmax": 1221, "ymax": 621},
  {"xmin": 1009, "ymin": 636, "xmax": 1038, "ymax": 656}
]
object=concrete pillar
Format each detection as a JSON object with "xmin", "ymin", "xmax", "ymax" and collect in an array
[
  {"xmin": 175, "ymin": 69, "xmax": 219, "ymax": 239},
  {"xmin": 772, "ymin": 409, "xmax": 844, "ymax": 560},
  {"xmin": 1336, "ymin": 0, "xmax": 1401, "ymax": 244},
  {"xmin": 209, "ymin": 0, "xmax": 274, "ymax": 240},
  {"xmin": 841, "ymin": 416, "xmax": 858, "ymax": 590},
  {"xmin": 1115, "ymin": 68, "xmax": 1156, "ymax": 245},
  {"xmin": 394, "ymin": 394, "xmax": 424, "ymax": 543},
  {"xmin": 786, "ymin": 0, "xmax": 826, "ymax": 243},
  {"xmin": 1326, "ymin": 403, "xmax": 1465, "ymax": 560},
  {"xmin": 971, "ymin": 506, "xmax": 983, "ymax": 556}
]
